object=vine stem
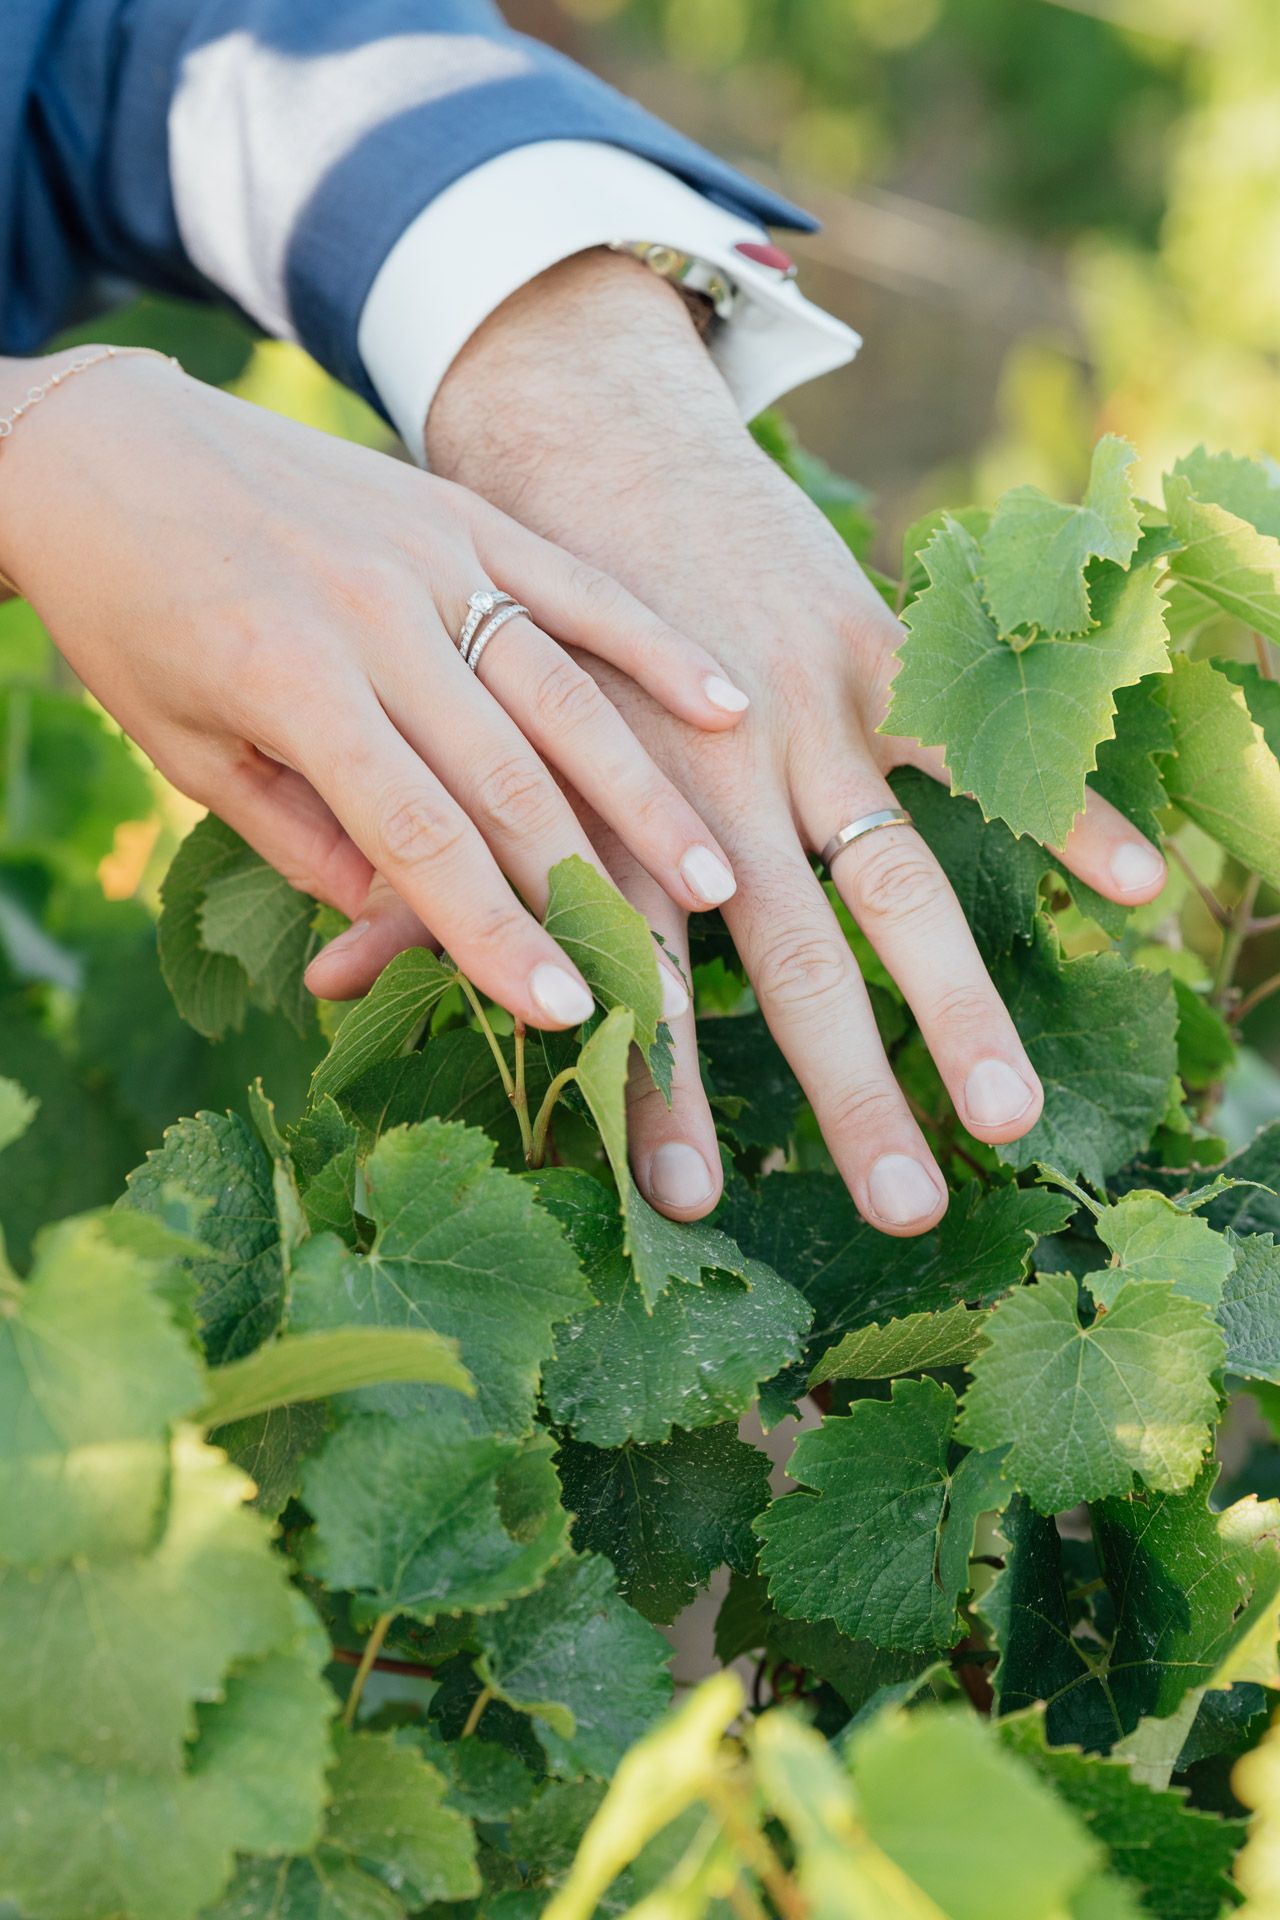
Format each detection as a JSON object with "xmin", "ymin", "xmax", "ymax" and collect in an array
[
  {"xmin": 1214, "ymin": 874, "xmax": 1261, "ymax": 1009},
  {"xmin": 460, "ymin": 1685, "xmax": 495, "ymax": 1740},
  {"xmin": 1168, "ymin": 840, "xmax": 1229, "ymax": 928},
  {"xmin": 704, "ymin": 1783, "xmax": 806, "ymax": 1920},
  {"xmin": 530, "ymin": 1066, "xmax": 578, "ymax": 1169},
  {"xmin": 511, "ymin": 1020, "xmax": 533, "ymax": 1162},
  {"xmin": 1236, "ymin": 969, "xmax": 1280, "ymax": 1025},
  {"xmin": 342, "ymin": 1611, "xmax": 395, "ymax": 1729},
  {"xmin": 458, "ymin": 977, "xmax": 515, "ymax": 1100}
]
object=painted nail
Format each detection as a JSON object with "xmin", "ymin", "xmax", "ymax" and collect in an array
[
  {"xmin": 305, "ymin": 918, "xmax": 371, "ymax": 978},
  {"xmin": 648, "ymin": 1141, "xmax": 715, "ymax": 1209},
  {"xmin": 1110, "ymin": 841, "xmax": 1165, "ymax": 895},
  {"xmin": 965, "ymin": 1058, "xmax": 1035, "ymax": 1129},
  {"xmin": 703, "ymin": 674, "xmax": 750, "ymax": 713},
  {"xmin": 681, "ymin": 845, "xmax": 737, "ymax": 906},
  {"xmin": 661, "ymin": 966, "xmax": 690, "ymax": 1020},
  {"xmin": 867, "ymin": 1153, "xmax": 943, "ymax": 1227},
  {"xmin": 530, "ymin": 963, "xmax": 595, "ymax": 1026}
]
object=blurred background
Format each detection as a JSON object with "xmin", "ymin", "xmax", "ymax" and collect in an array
[
  {"xmin": 3, "ymin": 0, "xmax": 1280, "ymax": 1250},
  {"xmin": 509, "ymin": 0, "xmax": 1280, "ymax": 542}
]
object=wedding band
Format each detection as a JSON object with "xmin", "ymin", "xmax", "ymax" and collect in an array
[
  {"xmin": 821, "ymin": 806, "xmax": 913, "ymax": 870},
  {"xmin": 466, "ymin": 600, "xmax": 531, "ymax": 675},
  {"xmin": 456, "ymin": 587, "xmax": 518, "ymax": 659}
]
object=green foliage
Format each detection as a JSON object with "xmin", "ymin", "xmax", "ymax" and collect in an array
[{"xmin": 8, "ymin": 428, "xmax": 1280, "ymax": 1917}]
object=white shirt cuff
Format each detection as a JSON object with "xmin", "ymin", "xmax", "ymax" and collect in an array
[{"xmin": 356, "ymin": 140, "xmax": 860, "ymax": 463}]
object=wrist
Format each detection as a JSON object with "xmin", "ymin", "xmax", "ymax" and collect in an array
[{"xmin": 427, "ymin": 248, "xmax": 744, "ymax": 492}]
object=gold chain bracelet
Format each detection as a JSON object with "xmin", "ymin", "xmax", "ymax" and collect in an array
[{"xmin": 0, "ymin": 344, "xmax": 180, "ymax": 595}]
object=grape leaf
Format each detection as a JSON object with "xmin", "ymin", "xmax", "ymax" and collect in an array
[
  {"xmin": 157, "ymin": 815, "xmax": 258, "ymax": 1042},
  {"xmin": 1000, "ymin": 1708, "xmax": 1243, "ymax": 1920},
  {"xmin": 980, "ymin": 435, "xmax": 1143, "ymax": 638},
  {"xmin": 981, "ymin": 1469, "xmax": 1280, "ymax": 1753},
  {"xmin": 1171, "ymin": 447, "xmax": 1280, "ymax": 539},
  {"xmin": 119, "ymin": 1109, "xmax": 285, "ymax": 1363},
  {"xmin": 756, "ymin": 1380, "xmax": 1009, "ymax": 1651},
  {"xmin": 319, "ymin": 1731, "xmax": 478, "ymax": 1904},
  {"xmin": 200, "ymin": 847, "xmax": 317, "ymax": 1037},
  {"xmin": 287, "ymin": 1122, "xmax": 587, "ymax": 1436},
  {"xmin": 886, "ymin": 517, "xmax": 1169, "ymax": 847},
  {"xmin": 1090, "ymin": 1189, "xmax": 1237, "ymax": 1307},
  {"xmin": 402, "ymin": 1729, "xmax": 535, "ymax": 1821},
  {"xmin": 1165, "ymin": 463, "xmax": 1280, "ymax": 646},
  {"xmin": 538, "ymin": 1171, "xmax": 808, "ymax": 1447},
  {"xmin": 187, "ymin": 1628, "xmax": 334, "ymax": 1858},
  {"xmin": 1156, "ymin": 654, "xmax": 1280, "ymax": 887},
  {"xmin": 475, "ymin": 1553, "xmax": 672, "ymax": 1779},
  {"xmin": 310, "ymin": 948, "xmax": 458, "ymax": 1102},
  {"xmin": 0, "ymin": 1432, "xmax": 300, "ymax": 1773},
  {"xmin": 809, "ymin": 1300, "xmax": 991, "ymax": 1384},
  {"xmin": 340, "ymin": 1028, "xmax": 551, "ymax": 1169},
  {"xmin": 1220, "ymin": 657, "xmax": 1280, "ymax": 763},
  {"xmin": 207, "ymin": 1731, "xmax": 479, "ymax": 1920},
  {"xmin": 301, "ymin": 1416, "xmax": 569, "ymax": 1622},
  {"xmin": 0, "ymin": 1212, "xmax": 202, "ymax": 1564},
  {"xmin": 699, "ymin": 1010, "xmax": 805, "ymax": 1153},
  {"xmin": 555, "ymin": 1424, "xmax": 772, "ymax": 1622},
  {"xmin": 890, "ymin": 768, "xmax": 1126, "ymax": 962},
  {"xmin": 1, "ymin": 689, "xmax": 153, "ymax": 869},
  {"xmin": 958, "ymin": 1272, "xmax": 1223, "ymax": 1511},
  {"xmin": 1089, "ymin": 674, "xmax": 1176, "ymax": 847},
  {"xmin": 847, "ymin": 1706, "xmax": 1103, "ymax": 1920},
  {"xmin": 721, "ymin": 1171, "xmax": 1072, "ymax": 1388},
  {"xmin": 991, "ymin": 922, "xmax": 1178, "ymax": 1187},
  {"xmin": 714, "ymin": 1569, "xmax": 932, "ymax": 1717},
  {"xmin": 1217, "ymin": 1231, "xmax": 1280, "ymax": 1383},
  {"xmin": 213, "ymin": 1400, "xmax": 332, "ymax": 1518},
  {"xmin": 203, "ymin": 1325, "xmax": 472, "ymax": 1426},
  {"xmin": 543, "ymin": 855, "xmax": 663, "ymax": 1057}
]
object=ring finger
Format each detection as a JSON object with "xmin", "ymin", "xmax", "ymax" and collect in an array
[{"xmin": 796, "ymin": 750, "xmax": 1043, "ymax": 1145}]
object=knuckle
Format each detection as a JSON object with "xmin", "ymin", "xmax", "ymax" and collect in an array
[
  {"xmin": 474, "ymin": 753, "xmax": 561, "ymax": 840},
  {"xmin": 462, "ymin": 901, "xmax": 529, "ymax": 957},
  {"xmin": 572, "ymin": 562, "xmax": 626, "ymax": 624},
  {"xmin": 931, "ymin": 982, "xmax": 998, "ymax": 1035},
  {"xmin": 380, "ymin": 787, "xmax": 469, "ymax": 872},
  {"xmin": 532, "ymin": 656, "xmax": 604, "ymax": 733},
  {"xmin": 845, "ymin": 837, "xmax": 938, "ymax": 926},
  {"xmin": 825, "ymin": 1080, "xmax": 903, "ymax": 1145},
  {"xmin": 753, "ymin": 930, "xmax": 849, "ymax": 1013}
]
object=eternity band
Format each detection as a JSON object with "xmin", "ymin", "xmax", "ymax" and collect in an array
[
  {"xmin": 821, "ymin": 806, "xmax": 913, "ymax": 870},
  {"xmin": 466, "ymin": 601, "xmax": 531, "ymax": 675}
]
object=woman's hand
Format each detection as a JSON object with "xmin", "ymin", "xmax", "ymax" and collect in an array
[
  {"xmin": 410, "ymin": 250, "xmax": 1169, "ymax": 1234},
  {"xmin": 0, "ymin": 347, "xmax": 748, "ymax": 1030}
]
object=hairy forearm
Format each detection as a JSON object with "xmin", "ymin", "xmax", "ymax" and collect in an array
[{"xmin": 426, "ymin": 249, "xmax": 755, "ymax": 547}]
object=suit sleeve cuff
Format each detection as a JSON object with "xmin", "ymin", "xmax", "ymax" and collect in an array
[{"xmin": 357, "ymin": 140, "xmax": 859, "ymax": 462}]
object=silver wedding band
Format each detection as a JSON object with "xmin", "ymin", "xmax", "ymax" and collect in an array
[
  {"xmin": 821, "ymin": 806, "xmax": 913, "ymax": 871},
  {"xmin": 455, "ymin": 587, "xmax": 531, "ymax": 675}
]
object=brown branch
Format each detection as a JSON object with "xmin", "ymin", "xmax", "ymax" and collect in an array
[
  {"xmin": 330, "ymin": 1645, "xmax": 438, "ymax": 1680},
  {"xmin": 1236, "ymin": 969, "xmax": 1280, "ymax": 1025}
]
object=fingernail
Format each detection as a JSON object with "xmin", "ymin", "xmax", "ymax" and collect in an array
[
  {"xmin": 661, "ymin": 966, "xmax": 690, "ymax": 1019},
  {"xmin": 530, "ymin": 963, "xmax": 595, "ymax": 1026},
  {"xmin": 305, "ymin": 918, "xmax": 370, "ymax": 979},
  {"xmin": 867, "ymin": 1153, "xmax": 943, "ymax": 1227},
  {"xmin": 964, "ymin": 1059, "xmax": 1036, "ymax": 1129},
  {"xmin": 703, "ymin": 674, "xmax": 750, "ymax": 713},
  {"xmin": 681, "ymin": 845, "xmax": 736, "ymax": 906},
  {"xmin": 1110, "ymin": 842, "xmax": 1165, "ymax": 895},
  {"xmin": 647, "ymin": 1142, "xmax": 714, "ymax": 1209}
]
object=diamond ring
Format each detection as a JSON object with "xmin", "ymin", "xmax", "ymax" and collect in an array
[{"xmin": 456, "ymin": 587, "xmax": 518, "ymax": 660}]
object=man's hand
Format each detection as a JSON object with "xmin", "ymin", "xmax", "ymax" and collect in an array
[{"xmin": 377, "ymin": 249, "xmax": 1168, "ymax": 1233}]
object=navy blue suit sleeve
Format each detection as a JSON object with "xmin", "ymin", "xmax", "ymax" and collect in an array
[{"xmin": 4, "ymin": 0, "xmax": 813, "ymax": 408}]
